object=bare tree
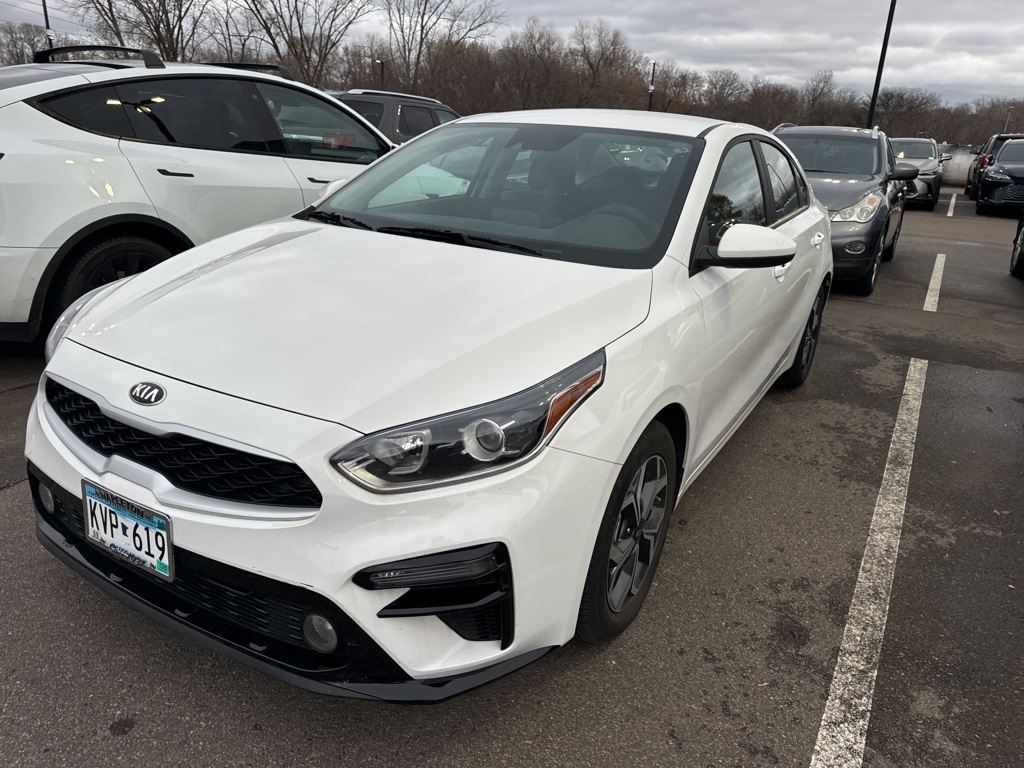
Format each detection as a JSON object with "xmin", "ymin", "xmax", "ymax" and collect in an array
[
  {"xmin": 237, "ymin": 0, "xmax": 375, "ymax": 84},
  {"xmin": 700, "ymin": 69, "xmax": 747, "ymax": 120},
  {"xmin": 570, "ymin": 19, "xmax": 642, "ymax": 109},
  {"xmin": 383, "ymin": 0, "xmax": 504, "ymax": 91},
  {"xmin": 0, "ymin": 22, "xmax": 76, "ymax": 64},
  {"xmin": 70, "ymin": 0, "xmax": 212, "ymax": 60}
]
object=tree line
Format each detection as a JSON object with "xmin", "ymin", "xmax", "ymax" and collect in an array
[{"xmin": 1, "ymin": 0, "xmax": 1019, "ymax": 146}]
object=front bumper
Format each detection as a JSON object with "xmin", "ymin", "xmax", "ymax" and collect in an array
[
  {"xmin": 827, "ymin": 215, "xmax": 888, "ymax": 278},
  {"xmin": 908, "ymin": 173, "xmax": 941, "ymax": 202},
  {"xmin": 26, "ymin": 343, "xmax": 618, "ymax": 701},
  {"xmin": 978, "ymin": 177, "xmax": 1024, "ymax": 207}
]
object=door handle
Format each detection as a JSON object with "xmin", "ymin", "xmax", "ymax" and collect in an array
[
  {"xmin": 773, "ymin": 261, "xmax": 792, "ymax": 280},
  {"xmin": 157, "ymin": 168, "xmax": 194, "ymax": 177},
  {"xmin": 811, "ymin": 232, "xmax": 825, "ymax": 248},
  {"xmin": 308, "ymin": 177, "xmax": 331, "ymax": 184}
]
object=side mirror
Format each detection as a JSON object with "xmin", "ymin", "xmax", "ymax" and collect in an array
[
  {"xmin": 694, "ymin": 224, "xmax": 797, "ymax": 269},
  {"xmin": 940, "ymin": 153, "xmax": 953, "ymax": 163},
  {"xmin": 319, "ymin": 178, "xmax": 350, "ymax": 199},
  {"xmin": 891, "ymin": 162, "xmax": 919, "ymax": 181}
]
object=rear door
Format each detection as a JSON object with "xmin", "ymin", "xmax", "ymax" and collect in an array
[
  {"xmin": 756, "ymin": 139, "xmax": 827, "ymax": 359},
  {"xmin": 115, "ymin": 77, "xmax": 302, "ymax": 244},
  {"xmin": 252, "ymin": 82, "xmax": 390, "ymax": 206}
]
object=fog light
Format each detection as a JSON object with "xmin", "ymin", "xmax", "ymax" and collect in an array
[
  {"xmin": 302, "ymin": 614, "xmax": 337, "ymax": 653},
  {"xmin": 846, "ymin": 241, "xmax": 867, "ymax": 255},
  {"xmin": 38, "ymin": 484, "xmax": 55, "ymax": 513}
]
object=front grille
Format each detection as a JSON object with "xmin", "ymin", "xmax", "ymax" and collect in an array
[
  {"xmin": 1005, "ymin": 183, "xmax": 1024, "ymax": 202},
  {"xmin": 45, "ymin": 378, "xmax": 322, "ymax": 508},
  {"xmin": 440, "ymin": 604, "xmax": 503, "ymax": 642},
  {"xmin": 31, "ymin": 469, "xmax": 405, "ymax": 682}
]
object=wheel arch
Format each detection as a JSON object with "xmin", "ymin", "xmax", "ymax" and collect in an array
[
  {"xmin": 651, "ymin": 403, "xmax": 688, "ymax": 500},
  {"xmin": 29, "ymin": 214, "xmax": 194, "ymax": 327}
]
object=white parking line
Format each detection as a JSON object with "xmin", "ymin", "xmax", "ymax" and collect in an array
[
  {"xmin": 923, "ymin": 254, "xmax": 946, "ymax": 312},
  {"xmin": 809, "ymin": 358, "xmax": 928, "ymax": 768},
  {"xmin": 946, "ymin": 193, "xmax": 957, "ymax": 217}
]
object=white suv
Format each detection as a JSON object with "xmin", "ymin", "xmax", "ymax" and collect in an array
[{"xmin": 0, "ymin": 45, "xmax": 392, "ymax": 342}]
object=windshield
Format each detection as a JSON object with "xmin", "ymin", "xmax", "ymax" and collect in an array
[
  {"xmin": 892, "ymin": 140, "xmax": 936, "ymax": 160},
  {"xmin": 315, "ymin": 123, "xmax": 703, "ymax": 268},
  {"xmin": 997, "ymin": 142, "xmax": 1024, "ymax": 164},
  {"xmin": 780, "ymin": 134, "xmax": 881, "ymax": 176}
]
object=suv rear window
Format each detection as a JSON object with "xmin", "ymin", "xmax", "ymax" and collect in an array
[
  {"xmin": 340, "ymin": 98, "xmax": 384, "ymax": 127},
  {"xmin": 39, "ymin": 85, "xmax": 134, "ymax": 137}
]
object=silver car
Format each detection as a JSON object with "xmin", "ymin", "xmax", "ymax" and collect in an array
[{"xmin": 891, "ymin": 137, "xmax": 952, "ymax": 211}]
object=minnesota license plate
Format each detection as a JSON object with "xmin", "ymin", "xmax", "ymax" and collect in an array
[{"xmin": 83, "ymin": 481, "xmax": 174, "ymax": 581}]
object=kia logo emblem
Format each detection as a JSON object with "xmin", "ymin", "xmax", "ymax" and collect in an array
[{"xmin": 129, "ymin": 382, "xmax": 166, "ymax": 406}]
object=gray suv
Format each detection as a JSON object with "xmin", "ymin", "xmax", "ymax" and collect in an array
[{"xmin": 328, "ymin": 89, "xmax": 459, "ymax": 144}]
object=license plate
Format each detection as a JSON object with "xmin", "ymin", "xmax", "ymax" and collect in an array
[{"xmin": 83, "ymin": 481, "xmax": 174, "ymax": 581}]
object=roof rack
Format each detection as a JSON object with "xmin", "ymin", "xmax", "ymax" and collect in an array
[
  {"xmin": 33, "ymin": 45, "xmax": 165, "ymax": 69},
  {"xmin": 342, "ymin": 88, "xmax": 442, "ymax": 105},
  {"xmin": 205, "ymin": 62, "xmax": 294, "ymax": 81},
  {"xmin": 771, "ymin": 122, "xmax": 797, "ymax": 133}
]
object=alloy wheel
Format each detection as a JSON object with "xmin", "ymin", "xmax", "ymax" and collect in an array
[
  {"xmin": 607, "ymin": 455, "xmax": 668, "ymax": 613},
  {"xmin": 799, "ymin": 294, "xmax": 823, "ymax": 372}
]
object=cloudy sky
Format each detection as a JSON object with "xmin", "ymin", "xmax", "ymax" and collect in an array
[{"xmin": 2, "ymin": 0, "xmax": 1022, "ymax": 104}]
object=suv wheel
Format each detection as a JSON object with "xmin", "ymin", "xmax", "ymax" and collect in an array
[
  {"xmin": 851, "ymin": 236, "xmax": 883, "ymax": 296},
  {"xmin": 54, "ymin": 236, "xmax": 173, "ymax": 315},
  {"xmin": 882, "ymin": 216, "xmax": 901, "ymax": 262},
  {"xmin": 1011, "ymin": 230, "xmax": 1024, "ymax": 279}
]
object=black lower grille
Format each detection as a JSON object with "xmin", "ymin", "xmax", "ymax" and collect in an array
[
  {"xmin": 45, "ymin": 378, "xmax": 322, "ymax": 508},
  {"xmin": 30, "ymin": 467, "xmax": 403, "ymax": 681},
  {"xmin": 440, "ymin": 604, "xmax": 504, "ymax": 642},
  {"xmin": 1005, "ymin": 183, "xmax": 1024, "ymax": 202}
]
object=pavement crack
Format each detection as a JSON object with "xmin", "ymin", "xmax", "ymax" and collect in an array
[
  {"xmin": 0, "ymin": 381, "xmax": 38, "ymax": 395},
  {"xmin": 0, "ymin": 479, "xmax": 27, "ymax": 492}
]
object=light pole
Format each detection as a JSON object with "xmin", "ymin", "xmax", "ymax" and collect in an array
[
  {"xmin": 866, "ymin": 0, "xmax": 898, "ymax": 128},
  {"xmin": 40, "ymin": 0, "xmax": 55, "ymax": 48},
  {"xmin": 1004, "ymin": 106, "xmax": 1014, "ymax": 132},
  {"xmin": 375, "ymin": 59, "xmax": 384, "ymax": 88},
  {"xmin": 647, "ymin": 59, "xmax": 657, "ymax": 111}
]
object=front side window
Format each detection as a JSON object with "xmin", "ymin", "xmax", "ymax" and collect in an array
[
  {"xmin": 703, "ymin": 142, "xmax": 766, "ymax": 247},
  {"xmin": 38, "ymin": 85, "xmax": 133, "ymax": 137},
  {"xmin": 780, "ymin": 133, "xmax": 881, "ymax": 176},
  {"xmin": 257, "ymin": 82, "xmax": 385, "ymax": 164},
  {"xmin": 315, "ymin": 123, "xmax": 703, "ymax": 268},
  {"xmin": 759, "ymin": 142, "xmax": 802, "ymax": 221},
  {"xmin": 115, "ymin": 78, "xmax": 266, "ymax": 151}
]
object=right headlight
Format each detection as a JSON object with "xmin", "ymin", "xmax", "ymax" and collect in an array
[
  {"xmin": 44, "ymin": 279, "xmax": 131, "ymax": 362},
  {"xmin": 831, "ymin": 192, "xmax": 883, "ymax": 223},
  {"xmin": 332, "ymin": 350, "xmax": 605, "ymax": 492}
]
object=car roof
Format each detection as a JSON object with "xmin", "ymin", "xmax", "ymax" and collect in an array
[
  {"xmin": 335, "ymin": 89, "xmax": 445, "ymax": 105},
  {"xmin": 775, "ymin": 124, "xmax": 882, "ymax": 140},
  {"xmin": 459, "ymin": 108, "xmax": 723, "ymax": 138},
  {"xmin": 890, "ymin": 137, "xmax": 935, "ymax": 143}
]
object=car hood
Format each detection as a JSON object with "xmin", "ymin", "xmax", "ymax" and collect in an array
[
  {"xmin": 993, "ymin": 162, "xmax": 1024, "ymax": 179},
  {"xmin": 804, "ymin": 172, "xmax": 883, "ymax": 213},
  {"xmin": 68, "ymin": 220, "xmax": 652, "ymax": 433}
]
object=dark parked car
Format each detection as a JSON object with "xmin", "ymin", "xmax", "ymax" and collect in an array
[
  {"xmin": 974, "ymin": 139, "xmax": 1024, "ymax": 215},
  {"xmin": 1012, "ymin": 213, "xmax": 1024, "ymax": 279},
  {"xmin": 774, "ymin": 124, "xmax": 918, "ymax": 295},
  {"xmin": 965, "ymin": 132, "xmax": 1024, "ymax": 201},
  {"xmin": 891, "ymin": 137, "xmax": 951, "ymax": 210},
  {"xmin": 327, "ymin": 89, "xmax": 459, "ymax": 144}
]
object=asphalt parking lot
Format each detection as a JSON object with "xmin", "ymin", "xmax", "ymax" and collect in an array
[{"xmin": 1, "ymin": 193, "xmax": 1021, "ymax": 768}]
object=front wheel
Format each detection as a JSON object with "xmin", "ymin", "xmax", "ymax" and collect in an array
[
  {"xmin": 851, "ymin": 237, "xmax": 883, "ymax": 296},
  {"xmin": 777, "ymin": 286, "xmax": 826, "ymax": 388},
  {"xmin": 53, "ymin": 236, "xmax": 173, "ymax": 315},
  {"xmin": 576, "ymin": 422, "xmax": 676, "ymax": 644},
  {"xmin": 1011, "ymin": 230, "xmax": 1024, "ymax": 279},
  {"xmin": 882, "ymin": 216, "xmax": 900, "ymax": 262}
]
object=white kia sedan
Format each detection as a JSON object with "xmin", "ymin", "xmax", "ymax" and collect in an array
[{"xmin": 27, "ymin": 110, "xmax": 832, "ymax": 702}]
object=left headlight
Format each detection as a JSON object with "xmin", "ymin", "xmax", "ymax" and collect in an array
[
  {"xmin": 44, "ymin": 279, "xmax": 132, "ymax": 362},
  {"xmin": 332, "ymin": 350, "xmax": 606, "ymax": 492},
  {"xmin": 831, "ymin": 192, "xmax": 883, "ymax": 224},
  {"xmin": 985, "ymin": 167, "xmax": 1010, "ymax": 182}
]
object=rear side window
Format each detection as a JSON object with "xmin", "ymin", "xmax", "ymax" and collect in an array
[
  {"xmin": 38, "ymin": 86, "xmax": 133, "ymax": 138},
  {"xmin": 435, "ymin": 109, "xmax": 458, "ymax": 125},
  {"xmin": 115, "ymin": 78, "xmax": 267, "ymax": 151},
  {"xmin": 398, "ymin": 105, "xmax": 435, "ymax": 138},
  {"xmin": 341, "ymin": 98, "xmax": 384, "ymax": 127},
  {"xmin": 759, "ymin": 142, "xmax": 803, "ymax": 221},
  {"xmin": 257, "ymin": 82, "xmax": 384, "ymax": 164}
]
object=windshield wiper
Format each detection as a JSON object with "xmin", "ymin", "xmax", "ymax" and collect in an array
[
  {"xmin": 304, "ymin": 210, "xmax": 375, "ymax": 230},
  {"xmin": 376, "ymin": 226, "xmax": 543, "ymax": 256}
]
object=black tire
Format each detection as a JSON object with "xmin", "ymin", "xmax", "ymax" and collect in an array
[
  {"xmin": 967, "ymin": 183, "xmax": 978, "ymax": 201},
  {"xmin": 777, "ymin": 285, "xmax": 826, "ymax": 388},
  {"xmin": 53, "ymin": 237, "xmax": 173, "ymax": 315},
  {"xmin": 924, "ymin": 197, "xmax": 937, "ymax": 212},
  {"xmin": 882, "ymin": 216, "xmax": 900, "ymax": 262},
  {"xmin": 576, "ymin": 421, "xmax": 676, "ymax": 644},
  {"xmin": 850, "ymin": 237, "xmax": 883, "ymax": 296},
  {"xmin": 1011, "ymin": 229, "xmax": 1024, "ymax": 279},
  {"xmin": 976, "ymin": 202, "xmax": 990, "ymax": 216}
]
